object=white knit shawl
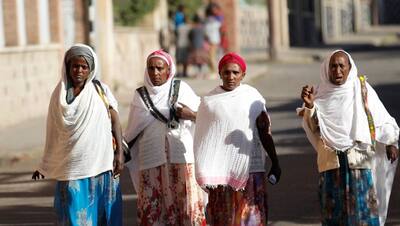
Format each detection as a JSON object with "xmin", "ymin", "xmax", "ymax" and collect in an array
[
  {"xmin": 38, "ymin": 44, "xmax": 115, "ymax": 180},
  {"xmin": 194, "ymin": 84, "xmax": 266, "ymax": 190}
]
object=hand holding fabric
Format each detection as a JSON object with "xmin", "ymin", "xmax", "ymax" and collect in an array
[
  {"xmin": 386, "ymin": 145, "xmax": 399, "ymax": 163},
  {"xmin": 175, "ymin": 102, "xmax": 196, "ymax": 121}
]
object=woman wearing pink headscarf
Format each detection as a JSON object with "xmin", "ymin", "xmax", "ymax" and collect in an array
[
  {"xmin": 194, "ymin": 52, "xmax": 281, "ymax": 225},
  {"xmin": 124, "ymin": 50, "xmax": 206, "ymax": 225}
]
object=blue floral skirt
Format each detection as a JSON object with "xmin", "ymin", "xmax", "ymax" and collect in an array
[
  {"xmin": 54, "ymin": 171, "xmax": 122, "ymax": 226},
  {"xmin": 319, "ymin": 152, "xmax": 379, "ymax": 226}
]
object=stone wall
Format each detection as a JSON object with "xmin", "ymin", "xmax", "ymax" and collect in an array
[
  {"xmin": 0, "ymin": 45, "xmax": 62, "ymax": 127},
  {"xmin": 239, "ymin": 5, "xmax": 269, "ymax": 54},
  {"xmin": 113, "ymin": 27, "xmax": 160, "ymax": 95}
]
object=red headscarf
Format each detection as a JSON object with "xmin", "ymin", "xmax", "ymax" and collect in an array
[{"xmin": 218, "ymin": 52, "xmax": 247, "ymax": 73}]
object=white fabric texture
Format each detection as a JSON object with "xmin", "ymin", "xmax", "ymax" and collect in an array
[
  {"xmin": 299, "ymin": 50, "xmax": 399, "ymax": 226},
  {"xmin": 125, "ymin": 51, "xmax": 200, "ymax": 191},
  {"xmin": 372, "ymin": 143, "xmax": 398, "ymax": 226},
  {"xmin": 314, "ymin": 50, "xmax": 399, "ymax": 151},
  {"xmin": 38, "ymin": 44, "xmax": 116, "ymax": 180},
  {"xmin": 194, "ymin": 84, "xmax": 266, "ymax": 190}
]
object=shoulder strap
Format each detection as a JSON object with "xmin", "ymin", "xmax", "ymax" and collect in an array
[
  {"xmin": 136, "ymin": 86, "xmax": 169, "ymax": 124},
  {"xmin": 93, "ymin": 80, "xmax": 111, "ymax": 118},
  {"xmin": 168, "ymin": 80, "xmax": 181, "ymax": 128},
  {"xmin": 358, "ymin": 75, "xmax": 376, "ymax": 149}
]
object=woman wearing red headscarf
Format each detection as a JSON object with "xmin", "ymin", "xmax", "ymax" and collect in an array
[
  {"xmin": 194, "ymin": 53, "xmax": 281, "ymax": 225},
  {"xmin": 124, "ymin": 50, "xmax": 206, "ymax": 225}
]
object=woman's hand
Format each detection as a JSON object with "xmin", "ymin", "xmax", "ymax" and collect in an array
[
  {"xmin": 113, "ymin": 150, "xmax": 124, "ymax": 178},
  {"xmin": 386, "ymin": 145, "xmax": 399, "ymax": 163},
  {"xmin": 175, "ymin": 102, "xmax": 196, "ymax": 121},
  {"xmin": 301, "ymin": 85, "xmax": 315, "ymax": 109},
  {"xmin": 32, "ymin": 170, "xmax": 45, "ymax": 180},
  {"xmin": 268, "ymin": 162, "xmax": 281, "ymax": 185}
]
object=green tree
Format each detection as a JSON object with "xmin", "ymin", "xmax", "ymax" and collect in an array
[{"xmin": 114, "ymin": 0, "xmax": 158, "ymax": 26}]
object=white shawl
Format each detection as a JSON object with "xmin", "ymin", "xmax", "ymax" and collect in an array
[
  {"xmin": 125, "ymin": 52, "xmax": 200, "ymax": 191},
  {"xmin": 194, "ymin": 84, "xmax": 266, "ymax": 190},
  {"xmin": 314, "ymin": 50, "xmax": 399, "ymax": 151},
  {"xmin": 302, "ymin": 50, "xmax": 399, "ymax": 226},
  {"xmin": 38, "ymin": 44, "xmax": 115, "ymax": 180}
]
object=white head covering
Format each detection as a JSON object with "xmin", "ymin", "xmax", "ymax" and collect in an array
[
  {"xmin": 38, "ymin": 44, "xmax": 115, "ymax": 180},
  {"xmin": 124, "ymin": 50, "xmax": 177, "ymax": 141},
  {"xmin": 314, "ymin": 50, "xmax": 399, "ymax": 151}
]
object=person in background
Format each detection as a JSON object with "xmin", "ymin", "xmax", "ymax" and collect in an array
[
  {"xmin": 194, "ymin": 52, "xmax": 281, "ymax": 226},
  {"xmin": 174, "ymin": 4, "xmax": 186, "ymax": 29},
  {"xmin": 204, "ymin": 3, "xmax": 221, "ymax": 77},
  {"xmin": 175, "ymin": 17, "xmax": 191, "ymax": 77},
  {"xmin": 298, "ymin": 50, "xmax": 399, "ymax": 226},
  {"xmin": 124, "ymin": 50, "xmax": 206, "ymax": 225},
  {"xmin": 188, "ymin": 14, "xmax": 209, "ymax": 79},
  {"xmin": 32, "ymin": 44, "xmax": 123, "ymax": 225}
]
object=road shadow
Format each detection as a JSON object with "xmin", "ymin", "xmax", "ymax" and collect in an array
[
  {"xmin": 0, "ymin": 168, "xmax": 138, "ymax": 226},
  {"xmin": 373, "ymin": 83, "xmax": 400, "ymax": 120}
]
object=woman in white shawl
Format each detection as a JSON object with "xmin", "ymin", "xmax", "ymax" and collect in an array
[
  {"xmin": 299, "ymin": 50, "xmax": 399, "ymax": 226},
  {"xmin": 31, "ymin": 44, "xmax": 123, "ymax": 225},
  {"xmin": 124, "ymin": 50, "xmax": 205, "ymax": 225},
  {"xmin": 194, "ymin": 52, "xmax": 281, "ymax": 226}
]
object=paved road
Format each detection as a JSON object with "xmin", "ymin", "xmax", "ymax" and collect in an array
[{"xmin": 1, "ymin": 48, "xmax": 400, "ymax": 225}]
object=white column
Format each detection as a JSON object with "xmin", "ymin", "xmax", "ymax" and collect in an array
[
  {"xmin": 94, "ymin": 0, "xmax": 114, "ymax": 83},
  {"xmin": 268, "ymin": 0, "xmax": 280, "ymax": 60},
  {"xmin": 16, "ymin": 0, "xmax": 26, "ymax": 46},
  {"xmin": 279, "ymin": 0, "xmax": 289, "ymax": 49},
  {"xmin": 38, "ymin": 0, "xmax": 50, "ymax": 44},
  {"xmin": 0, "ymin": 0, "xmax": 5, "ymax": 47},
  {"xmin": 61, "ymin": 0, "xmax": 75, "ymax": 48}
]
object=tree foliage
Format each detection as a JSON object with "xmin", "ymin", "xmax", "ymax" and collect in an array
[{"xmin": 114, "ymin": 0, "xmax": 158, "ymax": 26}]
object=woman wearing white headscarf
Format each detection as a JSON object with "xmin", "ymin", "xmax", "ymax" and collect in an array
[
  {"xmin": 298, "ymin": 50, "xmax": 399, "ymax": 226},
  {"xmin": 32, "ymin": 44, "xmax": 123, "ymax": 225},
  {"xmin": 124, "ymin": 50, "xmax": 205, "ymax": 225}
]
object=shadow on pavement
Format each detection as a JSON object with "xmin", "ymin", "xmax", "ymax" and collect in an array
[{"xmin": 0, "ymin": 168, "xmax": 138, "ymax": 226}]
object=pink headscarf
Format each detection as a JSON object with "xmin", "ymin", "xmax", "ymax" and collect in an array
[
  {"xmin": 146, "ymin": 49, "xmax": 176, "ymax": 79},
  {"xmin": 218, "ymin": 52, "xmax": 247, "ymax": 73}
]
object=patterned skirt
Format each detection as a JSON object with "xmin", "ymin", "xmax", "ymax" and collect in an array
[
  {"xmin": 54, "ymin": 170, "xmax": 122, "ymax": 226},
  {"xmin": 137, "ymin": 163, "xmax": 206, "ymax": 226},
  {"xmin": 319, "ymin": 152, "xmax": 379, "ymax": 226},
  {"xmin": 206, "ymin": 172, "xmax": 268, "ymax": 226}
]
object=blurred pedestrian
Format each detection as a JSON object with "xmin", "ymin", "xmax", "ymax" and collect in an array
[
  {"xmin": 32, "ymin": 44, "xmax": 123, "ymax": 225},
  {"xmin": 124, "ymin": 50, "xmax": 206, "ymax": 225},
  {"xmin": 174, "ymin": 4, "xmax": 186, "ymax": 29},
  {"xmin": 188, "ymin": 14, "xmax": 209, "ymax": 79},
  {"xmin": 194, "ymin": 53, "xmax": 281, "ymax": 226},
  {"xmin": 298, "ymin": 50, "xmax": 399, "ymax": 226},
  {"xmin": 204, "ymin": 3, "xmax": 221, "ymax": 76},
  {"xmin": 175, "ymin": 17, "xmax": 191, "ymax": 77}
]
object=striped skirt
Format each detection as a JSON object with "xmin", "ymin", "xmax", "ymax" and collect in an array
[
  {"xmin": 206, "ymin": 172, "xmax": 268, "ymax": 226},
  {"xmin": 54, "ymin": 171, "xmax": 122, "ymax": 226},
  {"xmin": 319, "ymin": 152, "xmax": 379, "ymax": 226}
]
